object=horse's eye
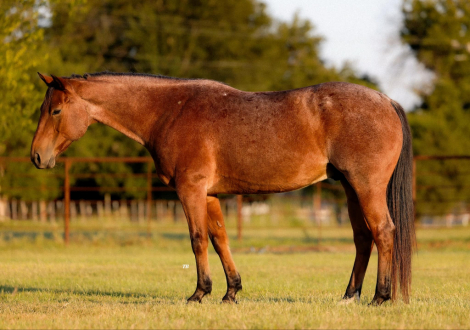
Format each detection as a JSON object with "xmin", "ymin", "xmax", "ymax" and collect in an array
[{"xmin": 52, "ymin": 109, "xmax": 61, "ymax": 115}]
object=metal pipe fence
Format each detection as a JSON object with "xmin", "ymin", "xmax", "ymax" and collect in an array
[{"xmin": 1, "ymin": 155, "xmax": 470, "ymax": 243}]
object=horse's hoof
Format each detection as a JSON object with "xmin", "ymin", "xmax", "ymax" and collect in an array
[
  {"xmin": 339, "ymin": 291, "xmax": 360, "ymax": 305},
  {"xmin": 368, "ymin": 297, "xmax": 389, "ymax": 306},
  {"xmin": 187, "ymin": 297, "xmax": 202, "ymax": 304},
  {"xmin": 222, "ymin": 298, "xmax": 237, "ymax": 304}
]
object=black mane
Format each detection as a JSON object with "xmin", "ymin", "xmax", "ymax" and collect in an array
[{"xmin": 66, "ymin": 71, "xmax": 197, "ymax": 81}]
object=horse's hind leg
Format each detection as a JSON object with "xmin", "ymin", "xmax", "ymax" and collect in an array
[
  {"xmin": 341, "ymin": 179, "xmax": 374, "ymax": 303},
  {"xmin": 207, "ymin": 196, "xmax": 242, "ymax": 303},
  {"xmin": 352, "ymin": 181, "xmax": 395, "ymax": 305}
]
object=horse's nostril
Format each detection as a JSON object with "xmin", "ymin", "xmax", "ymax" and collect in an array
[{"xmin": 35, "ymin": 152, "xmax": 41, "ymax": 165}]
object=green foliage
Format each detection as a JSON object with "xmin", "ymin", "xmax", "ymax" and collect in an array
[
  {"xmin": 402, "ymin": 0, "xmax": 470, "ymax": 81},
  {"xmin": 402, "ymin": 0, "xmax": 470, "ymax": 215},
  {"xmin": 46, "ymin": 0, "xmax": 374, "ymax": 90},
  {"xmin": 0, "ymin": 0, "xmax": 47, "ymax": 154},
  {"xmin": 403, "ymin": 0, "xmax": 470, "ymax": 153},
  {"xmin": 0, "ymin": 1, "xmax": 63, "ymax": 200}
]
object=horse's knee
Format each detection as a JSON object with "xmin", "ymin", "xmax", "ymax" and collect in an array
[
  {"xmin": 209, "ymin": 230, "xmax": 228, "ymax": 246},
  {"xmin": 373, "ymin": 219, "xmax": 395, "ymax": 251},
  {"xmin": 360, "ymin": 203, "xmax": 395, "ymax": 248},
  {"xmin": 191, "ymin": 232, "xmax": 208, "ymax": 253},
  {"xmin": 379, "ymin": 216, "xmax": 396, "ymax": 233}
]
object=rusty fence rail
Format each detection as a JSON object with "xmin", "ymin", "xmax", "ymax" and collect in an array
[
  {"xmin": 1, "ymin": 155, "xmax": 470, "ymax": 243},
  {"xmin": 0, "ymin": 156, "xmax": 347, "ymax": 244},
  {"xmin": 0, "ymin": 157, "xmax": 167, "ymax": 244}
]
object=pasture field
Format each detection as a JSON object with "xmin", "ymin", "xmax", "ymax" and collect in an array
[{"xmin": 0, "ymin": 222, "xmax": 469, "ymax": 329}]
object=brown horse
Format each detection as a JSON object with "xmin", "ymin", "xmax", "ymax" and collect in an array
[{"xmin": 31, "ymin": 72, "xmax": 415, "ymax": 305}]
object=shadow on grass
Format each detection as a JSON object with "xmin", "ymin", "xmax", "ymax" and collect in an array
[
  {"xmin": 161, "ymin": 232, "xmax": 189, "ymax": 240},
  {"xmin": 240, "ymin": 296, "xmax": 342, "ymax": 304},
  {"xmin": 0, "ymin": 285, "xmax": 184, "ymax": 304},
  {"xmin": 244, "ymin": 296, "xmax": 299, "ymax": 303},
  {"xmin": 0, "ymin": 285, "xmax": 363, "ymax": 305}
]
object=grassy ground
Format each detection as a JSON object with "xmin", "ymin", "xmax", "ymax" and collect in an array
[{"xmin": 0, "ymin": 222, "xmax": 469, "ymax": 329}]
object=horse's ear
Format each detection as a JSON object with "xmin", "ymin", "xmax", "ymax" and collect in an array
[
  {"xmin": 50, "ymin": 75, "xmax": 65, "ymax": 91},
  {"xmin": 37, "ymin": 73, "xmax": 66, "ymax": 91},
  {"xmin": 38, "ymin": 72, "xmax": 54, "ymax": 85}
]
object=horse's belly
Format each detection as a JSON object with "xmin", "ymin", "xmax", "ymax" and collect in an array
[{"xmin": 209, "ymin": 156, "xmax": 328, "ymax": 195}]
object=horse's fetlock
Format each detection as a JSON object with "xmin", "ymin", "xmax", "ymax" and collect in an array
[
  {"xmin": 231, "ymin": 273, "xmax": 242, "ymax": 292},
  {"xmin": 344, "ymin": 285, "xmax": 361, "ymax": 300},
  {"xmin": 200, "ymin": 275, "xmax": 212, "ymax": 294},
  {"xmin": 376, "ymin": 284, "xmax": 392, "ymax": 302},
  {"xmin": 370, "ymin": 293, "xmax": 391, "ymax": 306}
]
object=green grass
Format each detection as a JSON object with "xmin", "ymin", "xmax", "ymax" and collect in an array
[{"xmin": 0, "ymin": 224, "xmax": 469, "ymax": 329}]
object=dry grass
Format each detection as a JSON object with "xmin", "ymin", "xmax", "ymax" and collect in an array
[{"xmin": 0, "ymin": 224, "xmax": 469, "ymax": 329}]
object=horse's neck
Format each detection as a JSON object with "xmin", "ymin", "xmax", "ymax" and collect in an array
[{"xmin": 76, "ymin": 79, "xmax": 171, "ymax": 146}]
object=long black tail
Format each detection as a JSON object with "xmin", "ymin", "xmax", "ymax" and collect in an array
[{"xmin": 388, "ymin": 101, "xmax": 416, "ymax": 303}]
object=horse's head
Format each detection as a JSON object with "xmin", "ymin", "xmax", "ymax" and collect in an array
[{"xmin": 31, "ymin": 73, "xmax": 93, "ymax": 169}]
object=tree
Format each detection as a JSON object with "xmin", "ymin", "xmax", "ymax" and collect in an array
[
  {"xmin": 0, "ymin": 0, "xmax": 47, "ymax": 154},
  {"xmin": 401, "ymin": 0, "xmax": 470, "ymax": 216},
  {"xmin": 46, "ymin": 0, "xmax": 374, "ymax": 91},
  {"xmin": 0, "ymin": 0, "xmax": 64, "ymax": 201}
]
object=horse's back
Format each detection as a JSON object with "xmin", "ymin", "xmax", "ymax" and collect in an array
[
  {"xmin": 198, "ymin": 85, "xmax": 327, "ymax": 193},
  {"xmin": 157, "ymin": 81, "xmax": 403, "ymax": 194}
]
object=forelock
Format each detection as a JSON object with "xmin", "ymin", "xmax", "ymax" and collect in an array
[{"xmin": 41, "ymin": 87, "xmax": 55, "ymax": 111}]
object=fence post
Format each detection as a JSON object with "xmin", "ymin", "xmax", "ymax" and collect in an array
[
  {"xmin": 237, "ymin": 195, "xmax": 243, "ymax": 241},
  {"xmin": 412, "ymin": 157, "xmax": 416, "ymax": 221},
  {"xmin": 314, "ymin": 182, "xmax": 322, "ymax": 245},
  {"xmin": 64, "ymin": 158, "xmax": 71, "ymax": 245},
  {"xmin": 147, "ymin": 160, "xmax": 152, "ymax": 239}
]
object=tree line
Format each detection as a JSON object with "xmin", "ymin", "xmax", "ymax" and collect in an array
[
  {"xmin": 403, "ymin": 0, "xmax": 470, "ymax": 215},
  {"xmin": 1, "ymin": 0, "xmax": 469, "ymax": 215}
]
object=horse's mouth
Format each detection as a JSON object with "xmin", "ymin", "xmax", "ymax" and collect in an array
[{"xmin": 47, "ymin": 157, "xmax": 56, "ymax": 168}]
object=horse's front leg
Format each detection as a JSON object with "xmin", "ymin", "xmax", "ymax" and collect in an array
[
  {"xmin": 176, "ymin": 176, "xmax": 212, "ymax": 303},
  {"xmin": 207, "ymin": 196, "xmax": 242, "ymax": 303}
]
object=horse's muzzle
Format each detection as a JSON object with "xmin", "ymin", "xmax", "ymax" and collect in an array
[{"xmin": 31, "ymin": 151, "xmax": 55, "ymax": 169}]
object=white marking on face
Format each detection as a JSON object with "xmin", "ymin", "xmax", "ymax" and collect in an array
[{"xmin": 178, "ymin": 101, "xmax": 181, "ymax": 104}]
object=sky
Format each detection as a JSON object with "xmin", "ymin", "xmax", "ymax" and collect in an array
[{"xmin": 264, "ymin": 0, "xmax": 434, "ymax": 110}]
